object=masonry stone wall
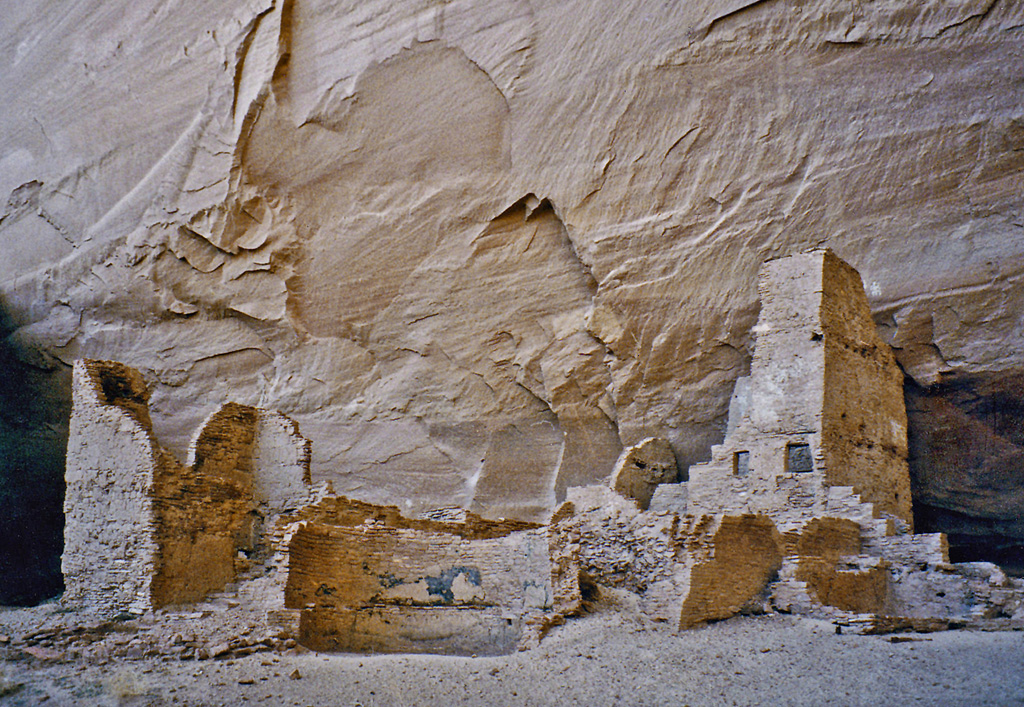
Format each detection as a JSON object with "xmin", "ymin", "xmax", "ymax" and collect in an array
[
  {"xmin": 283, "ymin": 496, "xmax": 551, "ymax": 655},
  {"xmin": 818, "ymin": 251, "xmax": 913, "ymax": 526},
  {"xmin": 747, "ymin": 252, "xmax": 827, "ymax": 437},
  {"xmin": 63, "ymin": 360, "xmax": 312, "ymax": 613},
  {"xmin": 678, "ymin": 515, "xmax": 783, "ymax": 629},
  {"xmin": 63, "ymin": 360, "xmax": 162, "ymax": 615},
  {"xmin": 557, "ymin": 486, "xmax": 690, "ymax": 622},
  {"xmin": 554, "ymin": 486, "xmax": 791, "ymax": 628},
  {"xmin": 151, "ymin": 403, "xmax": 260, "ymax": 606},
  {"xmin": 251, "ymin": 411, "xmax": 313, "ymax": 512},
  {"xmin": 686, "ymin": 250, "xmax": 913, "ymax": 530},
  {"xmin": 787, "ymin": 517, "xmax": 889, "ymax": 614}
]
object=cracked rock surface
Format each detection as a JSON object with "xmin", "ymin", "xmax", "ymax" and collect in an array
[{"xmin": 2, "ymin": 0, "xmax": 1024, "ymax": 601}]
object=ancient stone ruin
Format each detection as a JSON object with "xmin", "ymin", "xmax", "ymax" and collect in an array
[
  {"xmin": 560, "ymin": 250, "xmax": 1004, "ymax": 631},
  {"xmin": 63, "ymin": 360, "xmax": 558, "ymax": 654},
  {"xmin": 61, "ymin": 250, "xmax": 1024, "ymax": 655},
  {"xmin": 63, "ymin": 360, "xmax": 314, "ymax": 615},
  {"xmin": 283, "ymin": 499, "xmax": 551, "ymax": 655}
]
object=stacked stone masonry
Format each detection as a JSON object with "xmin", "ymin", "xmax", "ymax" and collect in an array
[
  {"xmin": 63, "ymin": 360, "xmax": 314, "ymax": 614},
  {"xmin": 281, "ymin": 496, "xmax": 551, "ymax": 655},
  {"xmin": 61, "ymin": 250, "xmax": 1024, "ymax": 655},
  {"xmin": 685, "ymin": 250, "xmax": 912, "ymax": 530}
]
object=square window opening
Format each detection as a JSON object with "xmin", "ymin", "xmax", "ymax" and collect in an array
[{"xmin": 787, "ymin": 443, "xmax": 813, "ymax": 473}]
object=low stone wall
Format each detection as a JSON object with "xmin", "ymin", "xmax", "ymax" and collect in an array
[
  {"xmin": 283, "ymin": 496, "xmax": 552, "ymax": 655},
  {"xmin": 297, "ymin": 605, "xmax": 528, "ymax": 655}
]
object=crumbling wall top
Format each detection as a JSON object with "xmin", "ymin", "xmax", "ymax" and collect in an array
[
  {"xmin": 78, "ymin": 359, "xmax": 153, "ymax": 429},
  {"xmin": 292, "ymin": 495, "xmax": 542, "ymax": 540}
]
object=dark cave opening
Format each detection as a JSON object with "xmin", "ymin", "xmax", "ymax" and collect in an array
[
  {"xmin": 0, "ymin": 303, "xmax": 70, "ymax": 605},
  {"xmin": 918, "ymin": 504, "xmax": 1024, "ymax": 577},
  {"xmin": 906, "ymin": 374, "xmax": 1024, "ymax": 577}
]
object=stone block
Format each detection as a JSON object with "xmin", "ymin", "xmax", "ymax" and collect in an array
[{"xmin": 610, "ymin": 437, "xmax": 678, "ymax": 509}]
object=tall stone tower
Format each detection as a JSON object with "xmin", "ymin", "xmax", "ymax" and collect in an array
[{"xmin": 688, "ymin": 249, "xmax": 913, "ymax": 529}]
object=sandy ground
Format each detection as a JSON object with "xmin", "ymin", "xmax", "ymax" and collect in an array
[{"xmin": 2, "ymin": 597, "xmax": 1023, "ymax": 707}]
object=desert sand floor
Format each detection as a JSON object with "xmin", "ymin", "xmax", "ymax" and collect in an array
[{"xmin": 2, "ymin": 601, "xmax": 1023, "ymax": 707}]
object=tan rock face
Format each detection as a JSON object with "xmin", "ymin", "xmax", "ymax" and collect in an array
[{"xmin": 3, "ymin": 0, "xmax": 1024, "ymax": 601}]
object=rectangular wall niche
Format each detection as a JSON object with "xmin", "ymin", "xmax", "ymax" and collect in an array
[
  {"xmin": 786, "ymin": 443, "xmax": 813, "ymax": 473},
  {"xmin": 733, "ymin": 451, "xmax": 750, "ymax": 476}
]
